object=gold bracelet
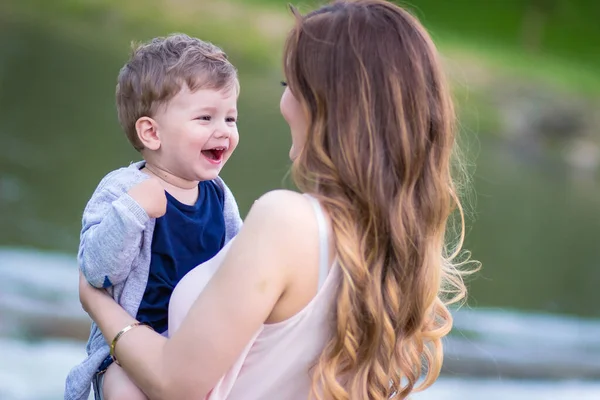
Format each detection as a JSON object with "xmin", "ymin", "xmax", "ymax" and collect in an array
[{"xmin": 110, "ymin": 322, "xmax": 153, "ymax": 366}]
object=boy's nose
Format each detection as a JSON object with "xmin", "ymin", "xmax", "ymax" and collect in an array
[
  {"xmin": 213, "ymin": 128, "xmax": 230, "ymax": 139},
  {"xmin": 213, "ymin": 123, "xmax": 231, "ymax": 138}
]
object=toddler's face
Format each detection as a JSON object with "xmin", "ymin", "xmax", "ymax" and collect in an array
[{"xmin": 151, "ymin": 86, "xmax": 239, "ymax": 181}]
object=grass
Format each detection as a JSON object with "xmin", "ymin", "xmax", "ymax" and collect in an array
[
  {"xmin": 440, "ymin": 35, "xmax": 600, "ymax": 97},
  {"xmin": 3, "ymin": 0, "xmax": 598, "ymax": 145},
  {"xmin": 5, "ymin": 0, "xmax": 600, "ymax": 93},
  {"xmin": 2, "ymin": 0, "xmax": 289, "ymax": 71},
  {"xmin": 242, "ymin": 0, "xmax": 600, "ymax": 95},
  {"xmin": 401, "ymin": 0, "xmax": 600, "ymax": 69}
]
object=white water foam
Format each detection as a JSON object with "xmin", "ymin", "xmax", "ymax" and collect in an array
[
  {"xmin": 1, "ymin": 336, "xmax": 598, "ymax": 400},
  {"xmin": 1, "ymin": 246, "xmax": 600, "ymax": 399}
]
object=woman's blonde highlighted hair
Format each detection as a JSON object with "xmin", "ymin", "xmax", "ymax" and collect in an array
[{"xmin": 283, "ymin": 1, "xmax": 477, "ymax": 398}]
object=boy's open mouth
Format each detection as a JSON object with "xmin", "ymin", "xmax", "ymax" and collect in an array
[{"xmin": 201, "ymin": 147, "xmax": 226, "ymax": 163}]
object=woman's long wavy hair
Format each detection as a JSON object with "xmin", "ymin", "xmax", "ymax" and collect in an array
[{"xmin": 283, "ymin": 1, "xmax": 476, "ymax": 399}]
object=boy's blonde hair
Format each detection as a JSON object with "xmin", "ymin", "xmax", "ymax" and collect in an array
[{"xmin": 116, "ymin": 33, "xmax": 239, "ymax": 151}]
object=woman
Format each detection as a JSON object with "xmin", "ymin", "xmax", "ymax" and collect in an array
[{"xmin": 79, "ymin": 1, "xmax": 474, "ymax": 399}]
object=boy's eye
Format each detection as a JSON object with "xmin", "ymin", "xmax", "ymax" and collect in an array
[
  {"xmin": 226, "ymin": 117, "xmax": 237, "ymax": 123},
  {"xmin": 197, "ymin": 115, "xmax": 211, "ymax": 121}
]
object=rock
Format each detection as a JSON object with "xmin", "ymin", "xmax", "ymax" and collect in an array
[{"xmin": 493, "ymin": 83, "xmax": 590, "ymax": 142}]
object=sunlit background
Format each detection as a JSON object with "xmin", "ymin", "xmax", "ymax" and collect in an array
[{"xmin": 1, "ymin": 0, "xmax": 599, "ymax": 399}]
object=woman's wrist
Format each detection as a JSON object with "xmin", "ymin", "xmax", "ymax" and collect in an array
[
  {"xmin": 110, "ymin": 322, "xmax": 154, "ymax": 365},
  {"xmin": 79, "ymin": 271, "xmax": 168, "ymax": 397},
  {"xmin": 82, "ymin": 283, "xmax": 139, "ymax": 344}
]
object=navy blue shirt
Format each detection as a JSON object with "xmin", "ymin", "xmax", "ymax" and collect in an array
[{"xmin": 136, "ymin": 180, "xmax": 226, "ymax": 333}]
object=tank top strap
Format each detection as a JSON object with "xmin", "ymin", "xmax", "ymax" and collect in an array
[{"xmin": 304, "ymin": 194, "xmax": 330, "ymax": 290}]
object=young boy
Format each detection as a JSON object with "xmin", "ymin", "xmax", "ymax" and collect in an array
[{"xmin": 64, "ymin": 34, "xmax": 243, "ymax": 400}]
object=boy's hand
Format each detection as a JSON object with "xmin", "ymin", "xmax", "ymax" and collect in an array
[{"xmin": 128, "ymin": 178, "xmax": 167, "ymax": 218}]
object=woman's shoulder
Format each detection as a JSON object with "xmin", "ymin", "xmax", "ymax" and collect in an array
[
  {"xmin": 243, "ymin": 190, "xmax": 318, "ymax": 244},
  {"xmin": 251, "ymin": 190, "xmax": 313, "ymax": 220},
  {"xmin": 255, "ymin": 189, "xmax": 307, "ymax": 206}
]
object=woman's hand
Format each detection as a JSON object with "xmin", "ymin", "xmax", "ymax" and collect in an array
[
  {"xmin": 78, "ymin": 269, "xmax": 165, "ymax": 398},
  {"xmin": 78, "ymin": 270, "xmax": 110, "ymax": 315}
]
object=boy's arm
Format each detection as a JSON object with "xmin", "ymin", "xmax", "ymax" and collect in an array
[{"xmin": 80, "ymin": 178, "xmax": 166, "ymax": 288}]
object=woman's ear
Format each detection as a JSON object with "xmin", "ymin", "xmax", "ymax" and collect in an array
[{"xmin": 135, "ymin": 117, "xmax": 161, "ymax": 151}]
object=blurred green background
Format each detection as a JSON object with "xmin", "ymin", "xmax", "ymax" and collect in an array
[{"xmin": 1, "ymin": 0, "xmax": 600, "ymax": 399}]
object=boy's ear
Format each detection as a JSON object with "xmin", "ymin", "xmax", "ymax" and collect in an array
[{"xmin": 135, "ymin": 117, "xmax": 161, "ymax": 151}]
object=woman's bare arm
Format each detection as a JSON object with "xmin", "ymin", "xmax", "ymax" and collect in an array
[{"xmin": 80, "ymin": 190, "xmax": 313, "ymax": 399}]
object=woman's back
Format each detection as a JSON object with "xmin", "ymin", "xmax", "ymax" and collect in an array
[{"xmin": 169, "ymin": 194, "xmax": 338, "ymax": 399}]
